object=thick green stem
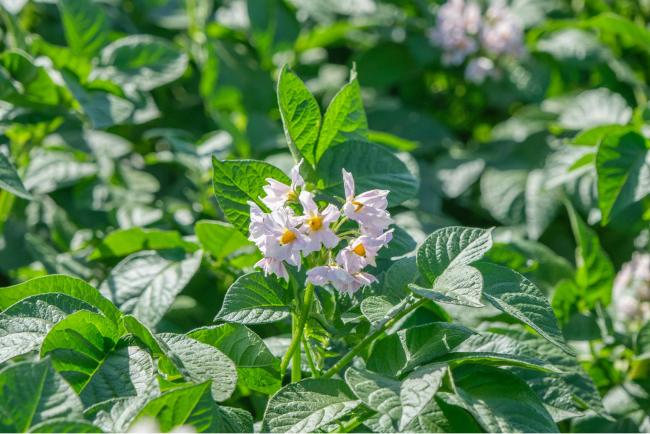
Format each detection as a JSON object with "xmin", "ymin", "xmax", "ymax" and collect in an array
[
  {"xmin": 280, "ymin": 283, "xmax": 316, "ymax": 378},
  {"xmin": 330, "ymin": 408, "xmax": 377, "ymax": 433},
  {"xmin": 302, "ymin": 333, "xmax": 320, "ymax": 378},
  {"xmin": 322, "ymin": 298, "xmax": 427, "ymax": 379},
  {"xmin": 291, "ymin": 313, "xmax": 302, "ymax": 383}
]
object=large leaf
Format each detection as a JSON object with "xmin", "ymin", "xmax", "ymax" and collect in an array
[
  {"xmin": 0, "ymin": 293, "xmax": 101, "ymax": 364},
  {"xmin": 526, "ymin": 169, "xmax": 562, "ymax": 240},
  {"xmin": 416, "ymin": 226, "xmax": 493, "ymax": 284},
  {"xmin": 316, "ymin": 140, "xmax": 419, "ymax": 207},
  {"xmin": 366, "ymin": 322, "xmax": 475, "ymax": 376},
  {"xmin": 263, "ymin": 378, "xmax": 360, "ymax": 433},
  {"xmin": 409, "ymin": 265, "xmax": 484, "ymax": 308},
  {"xmin": 0, "ymin": 50, "xmax": 60, "ymax": 107},
  {"xmin": 0, "ymin": 153, "xmax": 33, "ymax": 200},
  {"xmin": 360, "ymin": 296, "xmax": 410, "ymax": 331},
  {"xmin": 58, "ymin": 0, "xmax": 110, "ymax": 59},
  {"xmin": 40, "ymin": 311, "xmax": 154, "ymax": 407},
  {"xmin": 89, "ymin": 228, "xmax": 199, "ymax": 260},
  {"xmin": 430, "ymin": 352, "xmax": 562, "ymax": 373},
  {"xmin": 212, "ymin": 157, "xmax": 290, "ymax": 236},
  {"xmin": 480, "ymin": 168, "xmax": 528, "ymax": 226},
  {"xmin": 277, "ymin": 65, "xmax": 321, "ymax": 166},
  {"xmin": 157, "ymin": 333, "xmax": 238, "ymax": 402},
  {"xmin": 453, "ymin": 364, "xmax": 559, "ymax": 433},
  {"xmin": 99, "ymin": 249, "xmax": 202, "ymax": 328},
  {"xmin": 315, "ymin": 70, "xmax": 368, "ymax": 161},
  {"xmin": 0, "ymin": 275, "xmax": 123, "ymax": 327},
  {"xmin": 0, "ymin": 358, "xmax": 85, "ymax": 433},
  {"xmin": 345, "ymin": 368, "xmax": 402, "ymax": 422},
  {"xmin": 92, "ymin": 35, "xmax": 188, "ymax": 91},
  {"xmin": 399, "ymin": 364, "xmax": 450, "ymax": 430},
  {"xmin": 215, "ymin": 272, "xmax": 291, "ymax": 324},
  {"xmin": 596, "ymin": 131, "xmax": 650, "ymax": 224},
  {"xmin": 473, "ymin": 262, "xmax": 573, "ymax": 356},
  {"xmin": 23, "ymin": 151, "xmax": 97, "ymax": 194},
  {"xmin": 194, "ymin": 220, "xmax": 252, "ymax": 261},
  {"xmin": 558, "ymin": 88, "xmax": 632, "ymax": 130},
  {"xmin": 188, "ymin": 324, "xmax": 281, "ymax": 395}
]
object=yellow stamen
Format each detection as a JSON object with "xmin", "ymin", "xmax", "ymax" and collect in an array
[
  {"xmin": 287, "ymin": 190, "xmax": 298, "ymax": 202},
  {"xmin": 352, "ymin": 243, "xmax": 366, "ymax": 257},
  {"xmin": 280, "ymin": 230, "xmax": 296, "ymax": 245},
  {"xmin": 307, "ymin": 216, "xmax": 322, "ymax": 231},
  {"xmin": 351, "ymin": 201, "xmax": 363, "ymax": 212}
]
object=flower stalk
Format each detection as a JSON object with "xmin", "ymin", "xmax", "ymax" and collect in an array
[{"xmin": 281, "ymin": 282, "xmax": 316, "ymax": 379}]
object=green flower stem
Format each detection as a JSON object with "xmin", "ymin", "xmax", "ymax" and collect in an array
[
  {"xmin": 330, "ymin": 407, "xmax": 377, "ymax": 433},
  {"xmin": 291, "ymin": 313, "xmax": 302, "ymax": 383},
  {"xmin": 281, "ymin": 282, "xmax": 316, "ymax": 379},
  {"xmin": 322, "ymin": 298, "xmax": 427, "ymax": 379},
  {"xmin": 302, "ymin": 333, "xmax": 320, "ymax": 378},
  {"xmin": 332, "ymin": 217, "xmax": 348, "ymax": 233}
]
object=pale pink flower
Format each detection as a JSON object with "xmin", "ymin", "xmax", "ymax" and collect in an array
[
  {"xmin": 480, "ymin": 1, "xmax": 525, "ymax": 57},
  {"xmin": 339, "ymin": 272, "xmax": 376, "ymax": 295},
  {"xmin": 255, "ymin": 257, "xmax": 289, "ymax": 282},
  {"xmin": 341, "ymin": 169, "xmax": 394, "ymax": 236},
  {"xmin": 336, "ymin": 230, "xmax": 394, "ymax": 274},
  {"xmin": 248, "ymin": 201, "xmax": 267, "ymax": 243},
  {"xmin": 261, "ymin": 159, "xmax": 304, "ymax": 211},
  {"xmin": 465, "ymin": 57, "xmax": 500, "ymax": 84},
  {"xmin": 299, "ymin": 191, "xmax": 340, "ymax": 254},
  {"xmin": 306, "ymin": 265, "xmax": 353, "ymax": 288},
  {"xmin": 428, "ymin": 0, "xmax": 481, "ymax": 65},
  {"xmin": 254, "ymin": 209, "xmax": 308, "ymax": 268}
]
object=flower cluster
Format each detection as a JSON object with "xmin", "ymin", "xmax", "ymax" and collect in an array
[
  {"xmin": 428, "ymin": 0, "xmax": 525, "ymax": 84},
  {"xmin": 248, "ymin": 160, "xmax": 394, "ymax": 294},
  {"xmin": 612, "ymin": 252, "xmax": 650, "ymax": 322}
]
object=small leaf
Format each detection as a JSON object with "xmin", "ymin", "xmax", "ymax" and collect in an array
[
  {"xmin": 89, "ymin": 228, "xmax": 199, "ymax": 260},
  {"xmin": 409, "ymin": 265, "xmax": 484, "ymax": 308},
  {"xmin": 58, "ymin": 0, "xmax": 110, "ymax": 58},
  {"xmin": 0, "ymin": 153, "xmax": 33, "ymax": 200},
  {"xmin": 263, "ymin": 378, "xmax": 360, "ymax": 433},
  {"xmin": 194, "ymin": 220, "xmax": 252, "ymax": 261},
  {"xmin": 400, "ymin": 364, "xmax": 449, "ymax": 430},
  {"xmin": 360, "ymin": 296, "xmax": 410, "ymax": 331}
]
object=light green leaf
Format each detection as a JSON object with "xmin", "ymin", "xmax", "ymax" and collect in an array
[
  {"xmin": 99, "ymin": 249, "xmax": 202, "ymax": 328},
  {"xmin": 32, "ymin": 36, "xmax": 92, "ymax": 81},
  {"xmin": 263, "ymin": 378, "xmax": 360, "ymax": 433},
  {"xmin": 40, "ymin": 311, "xmax": 154, "ymax": 407},
  {"xmin": 400, "ymin": 364, "xmax": 449, "ymax": 430},
  {"xmin": 473, "ymin": 262, "xmax": 573, "ymax": 356},
  {"xmin": 409, "ymin": 265, "xmax": 484, "ymax": 308},
  {"xmin": 0, "ymin": 358, "xmax": 85, "ymax": 433},
  {"xmin": 188, "ymin": 324, "xmax": 281, "ymax": 395},
  {"xmin": 360, "ymin": 296, "xmax": 410, "ymax": 331},
  {"xmin": 28, "ymin": 418, "xmax": 102, "ymax": 433},
  {"xmin": 0, "ymin": 153, "xmax": 33, "ymax": 200},
  {"xmin": 89, "ymin": 228, "xmax": 199, "ymax": 260},
  {"xmin": 0, "ymin": 293, "xmax": 101, "ymax": 364},
  {"xmin": 91, "ymin": 35, "xmax": 188, "ymax": 91},
  {"xmin": 277, "ymin": 65, "xmax": 321, "ymax": 166},
  {"xmin": 58, "ymin": 0, "xmax": 110, "ymax": 58},
  {"xmin": 212, "ymin": 157, "xmax": 290, "ymax": 236},
  {"xmin": 366, "ymin": 130, "xmax": 419, "ymax": 152},
  {"xmin": 596, "ymin": 131, "xmax": 650, "ymax": 224},
  {"xmin": 453, "ymin": 364, "xmax": 559, "ymax": 433},
  {"xmin": 0, "ymin": 275, "xmax": 123, "ymax": 328},
  {"xmin": 366, "ymin": 322, "xmax": 475, "ymax": 377},
  {"xmin": 194, "ymin": 220, "xmax": 252, "ymax": 261},
  {"xmin": 416, "ymin": 226, "xmax": 493, "ymax": 284},
  {"xmin": 558, "ymin": 88, "xmax": 632, "ymax": 130},
  {"xmin": 345, "ymin": 368, "xmax": 401, "ymax": 421},
  {"xmin": 316, "ymin": 140, "xmax": 419, "ymax": 207},
  {"xmin": 636, "ymin": 320, "xmax": 650, "ymax": 359},
  {"xmin": 215, "ymin": 272, "xmax": 291, "ymax": 324},
  {"xmin": 23, "ymin": 151, "xmax": 97, "ymax": 195},
  {"xmin": 0, "ymin": 50, "xmax": 60, "ymax": 107},
  {"xmin": 315, "ymin": 71, "xmax": 368, "ymax": 161},
  {"xmin": 157, "ymin": 333, "xmax": 238, "ymax": 402}
]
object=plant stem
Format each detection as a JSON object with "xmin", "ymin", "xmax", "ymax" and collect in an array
[
  {"xmin": 0, "ymin": 190, "xmax": 15, "ymax": 236},
  {"xmin": 330, "ymin": 408, "xmax": 377, "ymax": 433},
  {"xmin": 302, "ymin": 333, "xmax": 320, "ymax": 378},
  {"xmin": 291, "ymin": 313, "xmax": 302, "ymax": 383},
  {"xmin": 336, "ymin": 230, "xmax": 361, "ymax": 238},
  {"xmin": 322, "ymin": 298, "xmax": 427, "ymax": 379},
  {"xmin": 332, "ymin": 217, "xmax": 348, "ymax": 233},
  {"xmin": 281, "ymin": 283, "xmax": 316, "ymax": 379}
]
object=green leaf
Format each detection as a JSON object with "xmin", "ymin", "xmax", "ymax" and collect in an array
[
  {"xmin": 316, "ymin": 140, "xmax": 419, "ymax": 207},
  {"xmin": 0, "ymin": 153, "xmax": 33, "ymax": 200},
  {"xmin": 315, "ymin": 70, "xmax": 368, "ymax": 161},
  {"xmin": 360, "ymin": 296, "xmax": 410, "ymax": 331},
  {"xmin": 263, "ymin": 378, "xmax": 360, "ymax": 433},
  {"xmin": 40, "ymin": 311, "xmax": 154, "ymax": 407},
  {"xmin": 377, "ymin": 225, "xmax": 417, "ymax": 260},
  {"xmin": 345, "ymin": 367, "xmax": 401, "ymax": 421},
  {"xmin": 99, "ymin": 249, "xmax": 202, "ymax": 328},
  {"xmin": 558, "ymin": 88, "xmax": 632, "ymax": 131},
  {"xmin": 28, "ymin": 418, "xmax": 102, "ymax": 433},
  {"xmin": 0, "ymin": 293, "xmax": 101, "ymax": 363},
  {"xmin": 526, "ymin": 169, "xmax": 562, "ymax": 240},
  {"xmin": 385, "ymin": 257, "xmax": 418, "ymax": 299},
  {"xmin": 430, "ymin": 352, "xmax": 563, "ymax": 373},
  {"xmin": 366, "ymin": 130, "xmax": 419, "ymax": 152},
  {"xmin": 92, "ymin": 35, "xmax": 188, "ymax": 91},
  {"xmin": 23, "ymin": 151, "xmax": 97, "ymax": 195},
  {"xmin": 0, "ymin": 275, "xmax": 123, "ymax": 328},
  {"xmin": 277, "ymin": 65, "xmax": 321, "ymax": 166},
  {"xmin": 89, "ymin": 228, "xmax": 199, "ymax": 260},
  {"xmin": 0, "ymin": 50, "xmax": 60, "ymax": 107},
  {"xmin": 473, "ymin": 262, "xmax": 573, "ymax": 356},
  {"xmin": 0, "ymin": 358, "xmax": 85, "ymax": 433},
  {"xmin": 188, "ymin": 324, "xmax": 281, "ymax": 395},
  {"xmin": 416, "ymin": 226, "xmax": 493, "ymax": 284},
  {"xmin": 409, "ymin": 265, "xmax": 484, "ymax": 308},
  {"xmin": 399, "ymin": 364, "xmax": 450, "ymax": 430},
  {"xmin": 596, "ymin": 131, "xmax": 650, "ymax": 224},
  {"xmin": 194, "ymin": 220, "xmax": 252, "ymax": 261},
  {"xmin": 366, "ymin": 322, "xmax": 475, "ymax": 377},
  {"xmin": 215, "ymin": 272, "xmax": 291, "ymax": 324},
  {"xmin": 58, "ymin": 0, "xmax": 110, "ymax": 59},
  {"xmin": 32, "ymin": 36, "xmax": 92, "ymax": 81},
  {"xmin": 480, "ymin": 168, "xmax": 528, "ymax": 226},
  {"xmin": 212, "ymin": 157, "xmax": 290, "ymax": 236},
  {"xmin": 636, "ymin": 320, "xmax": 650, "ymax": 359},
  {"xmin": 157, "ymin": 333, "xmax": 238, "ymax": 402},
  {"xmin": 453, "ymin": 364, "xmax": 559, "ymax": 433}
]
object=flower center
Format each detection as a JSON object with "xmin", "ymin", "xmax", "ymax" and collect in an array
[
  {"xmin": 352, "ymin": 243, "xmax": 366, "ymax": 257},
  {"xmin": 307, "ymin": 216, "xmax": 322, "ymax": 231},
  {"xmin": 351, "ymin": 201, "xmax": 363, "ymax": 212},
  {"xmin": 280, "ymin": 230, "xmax": 296, "ymax": 245},
  {"xmin": 287, "ymin": 190, "xmax": 298, "ymax": 202}
]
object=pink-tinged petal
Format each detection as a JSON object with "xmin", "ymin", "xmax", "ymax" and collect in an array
[
  {"xmin": 378, "ymin": 229, "xmax": 394, "ymax": 246},
  {"xmin": 336, "ymin": 247, "xmax": 365, "ymax": 275},
  {"xmin": 248, "ymin": 201, "xmax": 265, "ymax": 223},
  {"xmin": 320, "ymin": 204, "xmax": 341, "ymax": 225},
  {"xmin": 255, "ymin": 258, "xmax": 289, "ymax": 282},
  {"xmin": 302, "ymin": 236, "xmax": 321, "ymax": 256},
  {"xmin": 291, "ymin": 159, "xmax": 305, "ymax": 190},
  {"xmin": 343, "ymin": 169, "xmax": 355, "ymax": 201},
  {"xmin": 299, "ymin": 190, "xmax": 319, "ymax": 218},
  {"xmin": 356, "ymin": 190, "xmax": 389, "ymax": 210},
  {"xmin": 261, "ymin": 195, "xmax": 287, "ymax": 211},
  {"xmin": 306, "ymin": 266, "xmax": 352, "ymax": 287},
  {"xmin": 320, "ymin": 228, "xmax": 340, "ymax": 249},
  {"xmin": 306, "ymin": 267, "xmax": 330, "ymax": 286}
]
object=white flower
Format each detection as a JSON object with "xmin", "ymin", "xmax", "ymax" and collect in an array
[
  {"xmin": 306, "ymin": 265, "xmax": 353, "ymax": 288},
  {"xmin": 428, "ymin": 0, "xmax": 481, "ymax": 65},
  {"xmin": 336, "ymin": 230, "xmax": 394, "ymax": 274},
  {"xmin": 255, "ymin": 257, "xmax": 289, "ymax": 282},
  {"xmin": 612, "ymin": 252, "xmax": 650, "ymax": 322},
  {"xmin": 254, "ymin": 209, "xmax": 308, "ymax": 267},
  {"xmin": 299, "ymin": 191, "xmax": 340, "ymax": 254},
  {"xmin": 480, "ymin": 1, "xmax": 525, "ymax": 57},
  {"xmin": 248, "ymin": 201, "xmax": 267, "ymax": 244},
  {"xmin": 464, "ymin": 57, "xmax": 499, "ymax": 84},
  {"xmin": 339, "ymin": 272, "xmax": 377, "ymax": 295},
  {"xmin": 261, "ymin": 159, "xmax": 305, "ymax": 211},
  {"xmin": 341, "ymin": 169, "xmax": 394, "ymax": 237}
]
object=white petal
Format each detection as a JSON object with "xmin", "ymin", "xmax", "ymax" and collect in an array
[
  {"xmin": 342, "ymin": 169, "xmax": 355, "ymax": 201},
  {"xmin": 299, "ymin": 190, "xmax": 318, "ymax": 218}
]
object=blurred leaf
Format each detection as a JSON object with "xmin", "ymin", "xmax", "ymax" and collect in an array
[
  {"xmin": 557, "ymin": 89, "xmax": 632, "ymax": 131},
  {"xmin": 58, "ymin": 0, "xmax": 110, "ymax": 59},
  {"xmin": 0, "ymin": 153, "xmax": 33, "ymax": 200},
  {"xmin": 89, "ymin": 228, "xmax": 199, "ymax": 260},
  {"xmin": 194, "ymin": 220, "xmax": 252, "ymax": 261}
]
